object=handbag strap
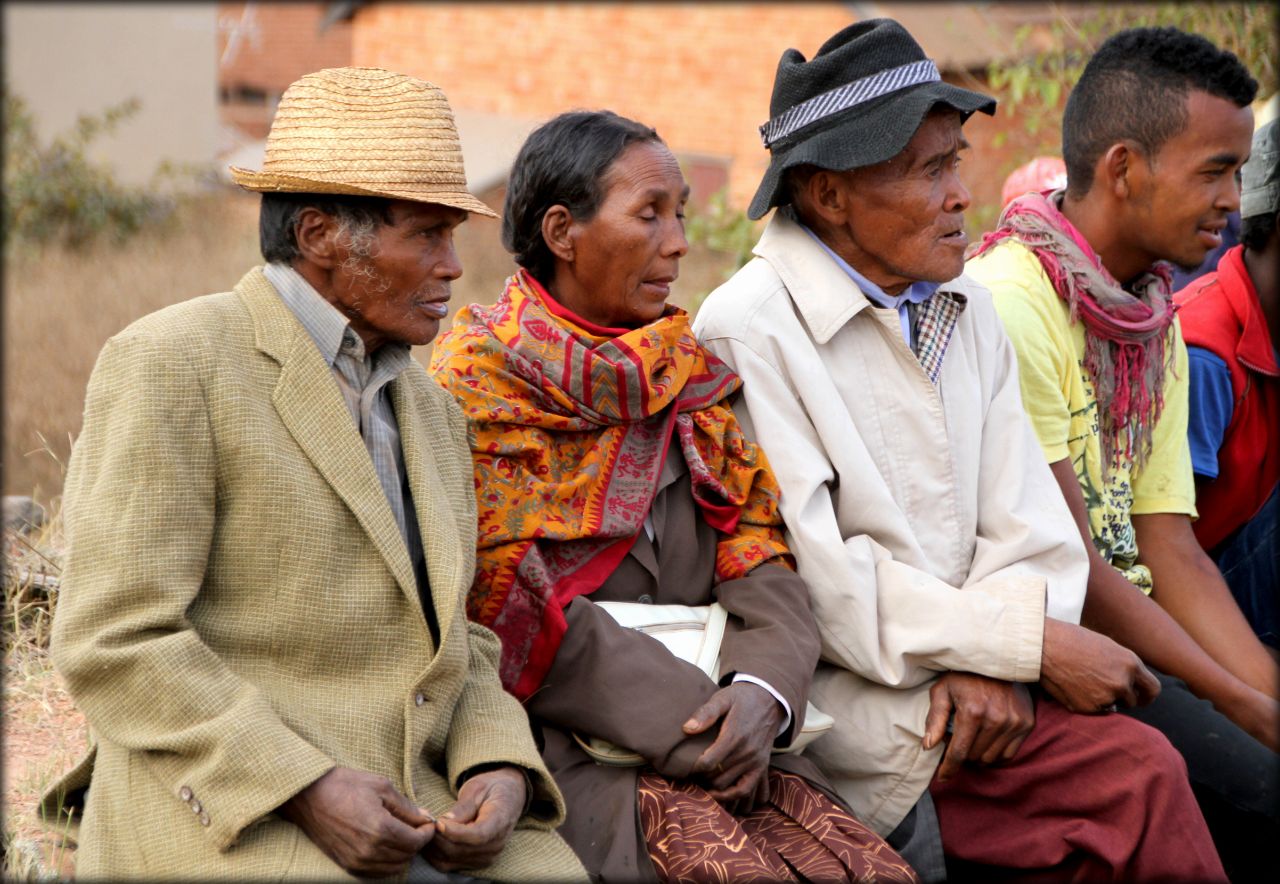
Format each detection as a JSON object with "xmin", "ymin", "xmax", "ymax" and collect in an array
[{"xmin": 695, "ymin": 602, "xmax": 728, "ymax": 677}]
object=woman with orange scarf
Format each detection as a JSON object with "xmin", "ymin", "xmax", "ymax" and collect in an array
[{"xmin": 430, "ymin": 111, "xmax": 915, "ymax": 883}]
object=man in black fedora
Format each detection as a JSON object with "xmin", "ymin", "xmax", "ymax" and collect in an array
[{"xmin": 694, "ymin": 18, "xmax": 1223, "ymax": 881}]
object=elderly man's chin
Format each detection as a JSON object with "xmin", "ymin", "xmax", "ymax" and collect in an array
[
  {"xmin": 387, "ymin": 311, "xmax": 445, "ymax": 348},
  {"xmin": 918, "ymin": 242, "xmax": 967, "ymax": 283},
  {"xmin": 408, "ymin": 319, "xmax": 443, "ymax": 347}
]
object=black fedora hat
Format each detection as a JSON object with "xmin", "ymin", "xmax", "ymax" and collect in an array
[{"xmin": 748, "ymin": 18, "xmax": 997, "ymax": 220}]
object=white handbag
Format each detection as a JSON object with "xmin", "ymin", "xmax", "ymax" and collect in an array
[{"xmin": 573, "ymin": 601, "xmax": 834, "ymax": 767}]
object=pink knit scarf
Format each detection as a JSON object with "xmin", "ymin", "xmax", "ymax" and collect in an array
[{"xmin": 970, "ymin": 190, "xmax": 1175, "ymax": 474}]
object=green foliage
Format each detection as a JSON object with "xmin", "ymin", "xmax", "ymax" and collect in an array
[
  {"xmin": 986, "ymin": 2, "xmax": 1278, "ymax": 161},
  {"xmin": 685, "ymin": 188, "xmax": 758, "ymax": 275},
  {"xmin": 3, "ymin": 92, "xmax": 177, "ymax": 249},
  {"xmin": 682, "ymin": 188, "xmax": 761, "ymax": 311}
]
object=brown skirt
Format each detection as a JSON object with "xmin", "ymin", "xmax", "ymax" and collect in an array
[{"xmin": 638, "ymin": 768, "xmax": 919, "ymax": 883}]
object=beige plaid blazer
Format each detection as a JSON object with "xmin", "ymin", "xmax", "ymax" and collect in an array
[{"xmin": 43, "ymin": 268, "xmax": 586, "ymax": 882}]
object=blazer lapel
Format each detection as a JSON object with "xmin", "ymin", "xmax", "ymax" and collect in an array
[
  {"xmin": 238, "ymin": 269, "xmax": 418, "ymax": 605},
  {"xmin": 391, "ymin": 375, "xmax": 465, "ymax": 644}
]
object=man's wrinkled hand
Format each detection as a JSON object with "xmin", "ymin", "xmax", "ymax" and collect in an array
[
  {"xmin": 424, "ymin": 766, "xmax": 526, "ymax": 873},
  {"xmin": 923, "ymin": 672, "xmax": 1035, "ymax": 782},
  {"xmin": 1040, "ymin": 618, "xmax": 1161, "ymax": 713},
  {"xmin": 278, "ymin": 766, "xmax": 434, "ymax": 877},
  {"xmin": 684, "ymin": 682, "xmax": 784, "ymax": 813}
]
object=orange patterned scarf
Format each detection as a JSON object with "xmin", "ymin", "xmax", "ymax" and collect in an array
[{"xmin": 430, "ymin": 269, "xmax": 793, "ymax": 699}]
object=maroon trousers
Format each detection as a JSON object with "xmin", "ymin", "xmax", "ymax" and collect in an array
[{"xmin": 930, "ymin": 695, "xmax": 1225, "ymax": 883}]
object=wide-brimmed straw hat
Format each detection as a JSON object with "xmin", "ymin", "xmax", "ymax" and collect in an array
[
  {"xmin": 748, "ymin": 19, "xmax": 997, "ymax": 220},
  {"xmin": 230, "ymin": 66, "xmax": 496, "ymax": 218}
]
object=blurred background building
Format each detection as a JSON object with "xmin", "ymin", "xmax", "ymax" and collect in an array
[
  {"xmin": 341, "ymin": 1, "xmax": 1064, "ymax": 211},
  {"xmin": 0, "ymin": 1, "xmax": 1076, "ymax": 213}
]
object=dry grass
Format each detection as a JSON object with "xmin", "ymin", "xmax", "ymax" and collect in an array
[
  {"xmin": 2, "ymin": 189, "xmax": 262, "ymax": 498},
  {"xmin": 3, "ymin": 498, "xmax": 83, "ymax": 882}
]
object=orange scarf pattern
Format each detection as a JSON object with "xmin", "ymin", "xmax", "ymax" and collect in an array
[{"xmin": 429, "ymin": 270, "xmax": 793, "ymax": 699}]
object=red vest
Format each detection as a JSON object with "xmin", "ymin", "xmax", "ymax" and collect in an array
[{"xmin": 1174, "ymin": 245, "xmax": 1280, "ymax": 551}]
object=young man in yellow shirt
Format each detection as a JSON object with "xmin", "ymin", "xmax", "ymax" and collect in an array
[{"xmin": 968, "ymin": 27, "xmax": 1278, "ymax": 880}]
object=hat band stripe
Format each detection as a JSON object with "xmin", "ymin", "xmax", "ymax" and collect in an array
[{"xmin": 760, "ymin": 59, "xmax": 940, "ymax": 147}]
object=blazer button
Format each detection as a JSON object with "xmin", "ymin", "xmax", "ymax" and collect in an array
[
  {"xmin": 198, "ymin": 811, "xmax": 211, "ymax": 827},
  {"xmin": 179, "ymin": 786, "xmax": 193, "ymax": 802},
  {"xmin": 415, "ymin": 692, "xmax": 426, "ymax": 707},
  {"xmin": 191, "ymin": 800, "xmax": 202, "ymax": 814},
  {"xmin": 636, "ymin": 594, "xmax": 653, "ymax": 604}
]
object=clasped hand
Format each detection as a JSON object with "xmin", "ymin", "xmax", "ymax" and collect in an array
[
  {"xmin": 1040, "ymin": 618, "xmax": 1161, "ymax": 713},
  {"xmin": 280, "ymin": 764, "xmax": 526, "ymax": 877},
  {"xmin": 683, "ymin": 681, "xmax": 785, "ymax": 815},
  {"xmin": 923, "ymin": 672, "xmax": 1036, "ymax": 781},
  {"xmin": 923, "ymin": 621, "xmax": 1164, "ymax": 782}
]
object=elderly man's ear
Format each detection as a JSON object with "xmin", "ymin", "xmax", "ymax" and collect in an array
[
  {"xmin": 797, "ymin": 170, "xmax": 856, "ymax": 228},
  {"xmin": 294, "ymin": 207, "xmax": 342, "ymax": 269}
]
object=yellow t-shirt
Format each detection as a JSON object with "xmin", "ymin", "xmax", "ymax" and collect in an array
[{"xmin": 967, "ymin": 242, "xmax": 1197, "ymax": 592}]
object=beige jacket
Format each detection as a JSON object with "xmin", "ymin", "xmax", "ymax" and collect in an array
[
  {"xmin": 43, "ymin": 268, "xmax": 585, "ymax": 882},
  {"xmin": 693, "ymin": 213, "xmax": 1088, "ymax": 835}
]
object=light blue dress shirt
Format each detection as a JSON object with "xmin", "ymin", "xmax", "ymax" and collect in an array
[{"xmin": 798, "ymin": 222, "xmax": 940, "ymax": 350}]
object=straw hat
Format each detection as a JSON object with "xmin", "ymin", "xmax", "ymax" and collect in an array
[{"xmin": 229, "ymin": 67, "xmax": 496, "ymax": 218}]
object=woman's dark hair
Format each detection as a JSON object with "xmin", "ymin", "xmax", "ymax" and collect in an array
[
  {"xmin": 502, "ymin": 110, "xmax": 661, "ymax": 284},
  {"xmin": 259, "ymin": 192, "xmax": 396, "ymax": 264},
  {"xmin": 1062, "ymin": 27, "xmax": 1257, "ymax": 198}
]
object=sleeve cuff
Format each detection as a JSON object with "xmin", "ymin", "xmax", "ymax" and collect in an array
[
  {"xmin": 1039, "ymin": 440, "xmax": 1070, "ymax": 463},
  {"xmin": 730, "ymin": 673, "xmax": 792, "ymax": 738},
  {"xmin": 1130, "ymin": 495, "xmax": 1197, "ymax": 518},
  {"xmin": 965, "ymin": 574, "xmax": 1047, "ymax": 683}
]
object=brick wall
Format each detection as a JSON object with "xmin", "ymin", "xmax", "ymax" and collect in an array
[
  {"xmin": 352, "ymin": 2, "xmax": 1021, "ymax": 219},
  {"xmin": 217, "ymin": 2, "xmax": 353, "ymax": 137},
  {"xmin": 353, "ymin": 3, "xmax": 858, "ymax": 209}
]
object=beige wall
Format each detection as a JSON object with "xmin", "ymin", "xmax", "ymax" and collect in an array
[{"xmin": 4, "ymin": 2, "xmax": 218, "ymax": 186}]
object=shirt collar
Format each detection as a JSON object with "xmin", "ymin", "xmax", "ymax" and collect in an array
[
  {"xmin": 754, "ymin": 210, "xmax": 981, "ymax": 344},
  {"xmin": 797, "ymin": 221, "xmax": 941, "ymax": 309},
  {"xmin": 262, "ymin": 262, "xmax": 411, "ymax": 372}
]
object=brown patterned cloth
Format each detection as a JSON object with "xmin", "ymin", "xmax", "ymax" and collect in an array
[{"xmin": 638, "ymin": 769, "xmax": 919, "ymax": 883}]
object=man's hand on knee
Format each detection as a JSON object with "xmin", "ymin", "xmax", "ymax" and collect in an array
[
  {"xmin": 924, "ymin": 672, "xmax": 1035, "ymax": 781},
  {"xmin": 279, "ymin": 766, "xmax": 435, "ymax": 877},
  {"xmin": 1040, "ymin": 618, "xmax": 1161, "ymax": 713}
]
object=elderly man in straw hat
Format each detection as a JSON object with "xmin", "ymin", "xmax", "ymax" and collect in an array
[
  {"xmin": 693, "ymin": 19, "xmax": 1224, "ymax": 881},
  {"xmin": 40, "ymin": 67, "xmax": 586, "ymax": 882}
]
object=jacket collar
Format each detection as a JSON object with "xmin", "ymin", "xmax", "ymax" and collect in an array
[
  {"xmin": 235, "ymin": 267, "xmax": 424, "ymax": 620},
  {"xmin": 1217, "ymin": 245, "xmax": 1279, "ymax": 376},
  {"xmin": 753, "ymin": 210, "xmax": 984, "ymax": 344},
  {"xmin": 238, "ymin": 265, "xmax": 300, "ymax": 364}
]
